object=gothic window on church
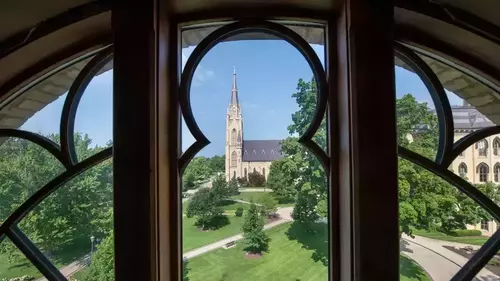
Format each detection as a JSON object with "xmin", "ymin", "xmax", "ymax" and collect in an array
[
  {"xmin": 244, "ymin": 168, "xmax": 247, "ymax": 178},
  {"xmin": 495, "ymin": 163, "xmax": 500, "ymax": 182},
  {"xmin": 459, "ymin": 163, "xmax": 467, "ymax": 178},
  {"xmin": 231, "ymin": 151, "xmax": 237, "ymax": 166},
  {"xmin": 253, "ymin": 167, "xmax": 256, "ymax": 173},
  {"xmin": 477, "ymin": 163, "xmax": 489, "ymax": 182},
  {"xmin": 231, "ymin": 128, "xmax": 237, "ymax": 144},
  {"xmin": 262, "ymin": 167, "xmax": 265, "ymax": 176},
  {"xmin": 494, "ymin": 137, "xmax": 500, "ymax": 156},
  {"xmin": 262, "ymin": 150, "xmax": 265, "ymax": 154},
  {"xmin": 476, "ymin": 139, "xmax": 488, "ymax": 157},
  {"xmin": 253, "ymin": 150, "xmax": 256, "ymax": 154}
]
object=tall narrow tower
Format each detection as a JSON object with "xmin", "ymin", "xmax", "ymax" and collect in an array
[{"xmin": 225, "ymin": 67, "xmax": 243, "ymax": 181}]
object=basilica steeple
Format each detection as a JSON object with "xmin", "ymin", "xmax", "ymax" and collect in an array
[{"xmin": 230, "ymin": 66, "xmax": 239, "ymax": 106}]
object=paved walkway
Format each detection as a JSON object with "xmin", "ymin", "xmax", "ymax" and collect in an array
[
  {"xmin": 402, "ymin": 235, "xmax": 499, "ymax": 281},
  {"xmin": 35, "ymin": 255, "xmax": 90, "ymax": 281},
  {"xmin": 183, "ymin": 207, "xmax": 293, "ymax": 259},
  {"xmin": 238, "ymin": 188, "xmax": 273, "ymax": 192}
]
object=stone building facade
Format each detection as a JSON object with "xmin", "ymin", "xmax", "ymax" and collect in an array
[
  {"xmin": 450, "ymin": 102, "xmax": 500, "ymax": 236},
  {"xmin": 225, "ymin": 68, "xmax": 283, "ymax": 182}
]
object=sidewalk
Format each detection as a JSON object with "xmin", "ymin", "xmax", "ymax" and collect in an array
[
  {"xmin": 402, "ymin": 235, "xmax": 499, "ymax": 281},
  {"xmin": 183, "ymin": 207, "xmax": 293, "ymax": 259}
]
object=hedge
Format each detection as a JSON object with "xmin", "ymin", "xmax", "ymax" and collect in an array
[{"xmin": 450, "ymin": 229, "xmax": 483, "ymax": 237}]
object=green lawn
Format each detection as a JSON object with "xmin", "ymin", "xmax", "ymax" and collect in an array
[
  {"xmin": 0, "ymin": 238, "xmax": 90, "ymax": 279},
  {"xmin": 187, "ymin": 222, "xmax": 429, "ymax": 281},
  {"xmin": 400, "ymin": 254, "xmax": 431, "ymax": 281},
  {"xmin": 231, "ymin": 192, "xmax": 295, "ymax": 207},
  {"xmin": 183, "ymin": 215, "xmax": 246, "ymax": 251},
  {"xmin": 413, "ymin": 229, "xmax": 488, "ymax": 246}
]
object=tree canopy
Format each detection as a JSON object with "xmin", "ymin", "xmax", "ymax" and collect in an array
[
  {"xmin": 182, "ymin": 155, "xmax": 225, "ymax": 191},
  {"xmin": 0, "ymin": 133, "xmax": 113, "ymax": 262},
  {"xmin": 269, "ymin": 76, "xmax": 488, "ymax": 235},
  {"xmin": 242, "ymin": 203, "xmax": 270, "ymax": 254}
]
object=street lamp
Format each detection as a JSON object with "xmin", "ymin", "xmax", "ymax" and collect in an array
[{"xmin": 90, "ymin": 235, "xmax": 95, "ymax": 262}]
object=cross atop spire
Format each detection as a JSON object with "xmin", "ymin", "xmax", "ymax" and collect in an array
[{"xmin": 230, "ymin": 66, "xmax": 239, "ymax": 106}]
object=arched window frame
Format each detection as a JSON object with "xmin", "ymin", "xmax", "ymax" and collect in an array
[
  {"xmin": 477, "ymin": 163, "xmax": 489, "ymax": 182},
  {"xmin": 459, "ymin": 163, "xmax": 468, "ymax": 178},
  {"xmin": 231, "ymin": 128, "xmax": 237, "ymax": 144},
  {"xmin": 494, "ymin": 137, "xmax": 500, "ymax": 156},
  {"xmin": 476, "ymin": 139, "xmax": 488, "ymax": 157},
  {"xmin": 231, "ymin": 151, "xmax": 237, "ymax": 166},
  {"xmin": 495, "ymin": 163, "xmax": 500, "ymax": 182}
]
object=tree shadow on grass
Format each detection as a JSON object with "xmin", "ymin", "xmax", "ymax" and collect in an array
[
  {"xmin": 8, "ymin": 261, "xmax": 31, "ymax": 270},
  {"xmin": 286, "ymin": 222, "xmax": 328, "ymax": 266},
  {"xmin": 399, "ymin": 255, "xmax": 429, "ymax": 280},
  {"xmin": 195, "ymin": 215, "xmax": 230, "ymax": 230}
]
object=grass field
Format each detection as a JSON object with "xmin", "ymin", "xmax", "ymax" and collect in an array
[
  {"xmin": 183, "ymin": 215, "xmax": 245, "ymax": 251},
  {"xmin": 231, "ymin": 192, "xmax": 295, "ymax": 207},
  {"xmin": 0, "ymin": 237, "xmax": 89, "ymax": 279},
  {"xmin": 413, "ymin": 230, "xmax": 488, "ymax": 246},
  {"xmin": 187, "ymin": 222, "xmax": 429, "ymax": 281}
]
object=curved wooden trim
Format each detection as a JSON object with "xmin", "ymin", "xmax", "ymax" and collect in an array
[
  {"xmin": 395, "ymin": 0, "xmax": 500, "ymax": 46},
  {"xmin": 0, "ymin": 35, "xmax": 111, "ymax": 107},
  {"xmin": 173, "ymin": 5, "xmax": 329, "ymax": 25},
  {"xmin": 0, "ymin": 1, "xmax": 111, "ymax": 59},
  {"xmin": 60, "ymin": 47, "xmax": 113, "ymax": 165},
  {"xmin": 395, "ymin": 26, "xmax": 500, "ymax": 93}
]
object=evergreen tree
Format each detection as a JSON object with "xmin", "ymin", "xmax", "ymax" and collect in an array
[{"xmin": 242, "ymin": 204, "xmax": 270, "ymax": 254}]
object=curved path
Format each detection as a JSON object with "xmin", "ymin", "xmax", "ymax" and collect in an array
[
  {"xmin": 183, "ymin": 207, "xmax": 293, "ymax": 259},
  {"xmin": 402, "ymin": 235, "xmax": 499, "ymax": 281}
]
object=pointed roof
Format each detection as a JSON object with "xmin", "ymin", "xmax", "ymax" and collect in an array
[{"xmin": 230, "ymin": 66, "xmax": 239, "ymax": 106}]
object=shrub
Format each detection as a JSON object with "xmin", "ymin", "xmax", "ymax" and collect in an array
[
  {"xmin": 248, "ymin": 171, "xmax": 266, "ymax": 187},
  {"xmin": 1, "ymin": 276, "xmax": 36, "ymax": 281},
  {"xmin": 449, "ymin": 229, "xmax": 483, "ymax": 237},
  {"xmin": 235, "ymin": 207, "xmax": 244, "ymax": 217}
]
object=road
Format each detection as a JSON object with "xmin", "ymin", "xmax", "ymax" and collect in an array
[{"xmin": 401, "ymin": 235, "xmax": 499, "ymax": 281}]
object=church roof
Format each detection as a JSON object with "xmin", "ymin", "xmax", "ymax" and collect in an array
[
  {"xmin": 242, "ymin": 140, "xmax": 283, "ymax": 162},
  {"xmin": 451, "ymin": 106, "xmax": 494, "ymax": 129}
]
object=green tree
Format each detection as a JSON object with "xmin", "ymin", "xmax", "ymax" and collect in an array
[
  {"xmin": 242, "ymin": 204, "xmax": 270, "ymax": 254},
  {"xmin": 396, "ymin": 94, "xmax": 481, "ymax": 235},
  {"xmin": 182, "ymin": 157, "xmax": 212, "ymax": 191},
  {"xmin": 210, "ymin": 174, "xmax": 229, "ymax": 201},
  {"xmin": 227, "ymin": 178, "xmax": 239, "ymax": 196},
  {"xmin": 257, "ymin": 193, "xmax": 277, "ymax": 218},
  {"xmin": 82, "ymin": 232, "xmax": 114, "ymax": 281},
  {"xmin": 267, "ymin": 157, "xmax": 299, "ymax": 202},
  {"xmin": 0, "ymin": 133, "xmax": 113, "ymax": 261},
  {"xmin": 247, "ymin": 171, "xmax": 266, "ymax": 187},
  {"xmin": 186, "ymin": 188, "xmax": 224, "ymax": 230},
  {"xmin": 283, "ymin": 78, "xmax": 327, "ymax": 225},
  {"xmin": 208, "ymin": 155, "xmax": 225, "ymax": 174}
]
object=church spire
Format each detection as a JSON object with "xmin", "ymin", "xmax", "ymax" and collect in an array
[{"xmin": 230, "ymin": 66, "xmax": 239, "ymax": 106}]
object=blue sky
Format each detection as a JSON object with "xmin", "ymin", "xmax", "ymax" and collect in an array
[{"xmin": 21, "ymin": 39, "xmax": 463, "ymax": 157}]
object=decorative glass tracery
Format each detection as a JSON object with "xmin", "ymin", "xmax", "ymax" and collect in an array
[
  {"xmin": 0, "ymin": 47, "xmax": 113, "ymax": 280},
  {"xmin": 396, "ymin": 42, "xmax": 500, "ymax": 280}
]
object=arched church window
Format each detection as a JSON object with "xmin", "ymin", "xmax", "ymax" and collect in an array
[
  {"xmin": 231, "ymin": 128, "xmax": 237, "ymax": 144},
  {"xmin": 458, "ymin": 163, "xmax": 467, "ymax": 178},
  {"xmin": 262, "ymin": 150, "xmax": 265, "ymax": 154},
  {"xmin": 262, "ymin": 167, "xmax": 265, "ymax": 177},
  {"xmin": 253, "ymin": 150, "xmax": 256, "ymax": 154},
  {"xmin": 233, "ymin": 171, "xmax": 236, "ymax": 179},
  {"xmin": 244, "ymin": 168, "xmax": 247, "ymax": 178},
  {"xmin": 476, "ymin": 139, "xmax": 488, "ymax": 157},
  {"xmin": 253, "ymin": 167, "xmax": 256, "ymax": 173},
  {"xmin": 231, "ymin": 151, "xmax": 237, "ymax": 166},
  {"xmin": 477, "ymin": 163, "xmax": 489, "ymax": 182},
  {"xmin": 494, "ymin": 137, "xmax": 500, "ymax": 156},
  {"xmin": 495, "ymin": 163, "xmax": 500, "ymax": 182}
]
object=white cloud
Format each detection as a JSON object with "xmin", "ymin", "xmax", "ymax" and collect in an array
[{"xmin": 182, "ymin": 47, "xmax": 215, "ymax": 87}]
